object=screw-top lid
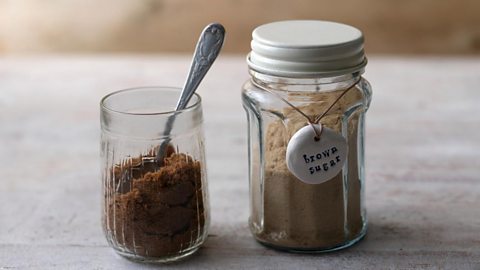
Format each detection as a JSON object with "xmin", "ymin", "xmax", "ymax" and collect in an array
[{"xmin": 247, "ymin": 20, "xmax": 367, "ymax": 77}]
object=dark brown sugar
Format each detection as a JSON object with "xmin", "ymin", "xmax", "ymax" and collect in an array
[{"xmin": 105, "ymin": 152, "xmax": 206, "ymax": 258}]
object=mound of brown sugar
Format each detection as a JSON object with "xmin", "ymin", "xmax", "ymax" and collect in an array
[{"xmin": 106, "ymin": 153, "xmax": 206, "ymax": 258}]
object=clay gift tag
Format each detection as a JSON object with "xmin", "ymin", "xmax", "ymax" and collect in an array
[{"xmin": 286, "ymin": 124, "xmax": 347, "ymax": 184}]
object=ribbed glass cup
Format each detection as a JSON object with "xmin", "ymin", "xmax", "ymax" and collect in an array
[{"xmin": 100, "ymin": 87, "xmax": 209, "ymax": 263}]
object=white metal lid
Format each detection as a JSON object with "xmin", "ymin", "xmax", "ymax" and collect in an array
[{"xmin": 247, "ymin": 20, "xmax": 367, "ymax": 77}]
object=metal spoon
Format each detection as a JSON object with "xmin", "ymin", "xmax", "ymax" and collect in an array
[{"xmin": 156, "ymin": 23, "xmax": 225, "ymax": 163}]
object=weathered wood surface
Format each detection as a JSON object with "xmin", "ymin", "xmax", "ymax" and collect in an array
[{"xmin": 0, "ymin": 56, "xmax": 479, "ymax": 269}]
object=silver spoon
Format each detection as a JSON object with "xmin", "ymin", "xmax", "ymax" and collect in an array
[{"xmin": 156, "ymin": 23, "xmax": 225, "ymax": 163}]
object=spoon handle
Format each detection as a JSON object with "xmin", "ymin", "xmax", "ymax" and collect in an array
[
  {"xmin": 156, "ymin": 23, "xmax": 225, "ymax": 164},
  {"xmin": 176, "ymin": 23, "xmax": 225, "ymax": 110}
]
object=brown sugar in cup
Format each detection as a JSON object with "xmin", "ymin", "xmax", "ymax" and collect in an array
[
  {"xmin": 100, "ymin": 87, "xmax": 209, "ymax": 262},
  {"xmin": 105, "ymin": 152, "xmax": 206, "ymax": 258}
]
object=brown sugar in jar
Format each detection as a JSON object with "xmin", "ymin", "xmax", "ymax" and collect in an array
[
  {"xmin": 242, "ymin": 20, "xmax": 372, "ymax": 252},
  {"xmin": 255, "ymin": 90, "xmax": 365, "ymax": 249}
]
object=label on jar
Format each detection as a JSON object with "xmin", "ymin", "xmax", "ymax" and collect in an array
[{"xmin": 286, "ymin": 124, "xmax": 347, "ymax": 184}]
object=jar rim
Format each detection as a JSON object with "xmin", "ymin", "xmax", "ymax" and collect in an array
[
  {"xmin": 247, "ymin": 53, "xmax": 367, "ymax": 78},
  {"xmin": 100, "ymin": 86, "xmax": 202, "ymax": 116}
]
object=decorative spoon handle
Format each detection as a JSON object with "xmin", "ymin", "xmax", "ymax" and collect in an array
[
  {"xmin": 176, "ymin": 23, "xmax": 225, "ymax": 110},
  {"xmin": 157, "ymin": 23, "xmax": 225, "ymax": 163}
]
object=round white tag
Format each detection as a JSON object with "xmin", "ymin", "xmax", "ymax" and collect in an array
[{"xmin": 286, "ymin": 124, "xmax": 347, "ymax": 184}]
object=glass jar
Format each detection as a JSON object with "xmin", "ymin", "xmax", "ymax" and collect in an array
[
  {"xmin": 242, "ymin": 20, "xmax": 372, "ymax": 252},
  {"xmin": 100, "ymin": 87, "xmax": 209, "ymax": 263}
]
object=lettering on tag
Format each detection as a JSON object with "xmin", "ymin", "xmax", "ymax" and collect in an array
[{"xmin": 286, "ymin": 124, "xmax": 347, "ymax": 184}]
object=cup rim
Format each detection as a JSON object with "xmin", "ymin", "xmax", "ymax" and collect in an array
[{"xmin": 100, "ymin": 86, "xmax": 202, "ymax": 116}]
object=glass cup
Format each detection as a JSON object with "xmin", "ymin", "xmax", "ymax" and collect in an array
[{"xmin": 100, "ymin": 87, "xmax": 209, "ymax": 263}]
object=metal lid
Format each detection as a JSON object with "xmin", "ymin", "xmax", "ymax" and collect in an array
[{"xmin": 247, "ymin": 20, "xmax": 367, "ymax": 77}]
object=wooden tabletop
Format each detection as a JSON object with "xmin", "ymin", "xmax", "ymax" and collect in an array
[{"xmin": 0, "ymin": 55, "xmax": 479, "ymax": 269}]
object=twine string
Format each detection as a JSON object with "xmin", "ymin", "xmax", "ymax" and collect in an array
[{"xmin": 262, "ymin": 78, "xmax": 361, "ymax": 140}]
